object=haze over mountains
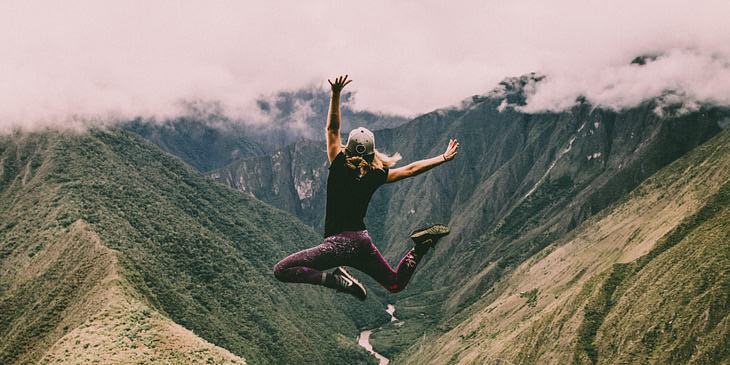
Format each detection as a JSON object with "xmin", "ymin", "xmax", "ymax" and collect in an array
[
  {"xmin": 120, "ymin": 88, "xmax": 408, "ymax": 172},
  {"xmin": 1, "ymin": 68, "xmax": 729, "ymax": 365}
]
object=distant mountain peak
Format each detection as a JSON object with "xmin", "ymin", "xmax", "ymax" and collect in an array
[{"xmin": 630, "ymin": 53, "xmax": 662, "ymax": 66}]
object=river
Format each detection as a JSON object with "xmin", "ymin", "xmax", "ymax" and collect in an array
[{"xmin": 357, "ymin": 304, "xmax": 397, "ymax": 365}]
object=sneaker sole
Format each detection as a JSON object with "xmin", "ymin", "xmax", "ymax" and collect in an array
[
  {"xmin": 334, "ymin": 267, "xmax": 367, "ymax": 301},
  {"xmin": 410, "ymin": 224, "xmax": 450, "ymax": 240}
]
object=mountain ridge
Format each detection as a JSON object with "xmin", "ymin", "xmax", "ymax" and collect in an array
[{"xmin": 0, "ymin": 128, "xmax": 382, "ymax": 364}]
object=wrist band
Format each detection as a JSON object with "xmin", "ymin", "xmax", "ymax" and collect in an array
[{"xmin": 442, "ymin": 154, "xmax": 446, "ymax": 161}]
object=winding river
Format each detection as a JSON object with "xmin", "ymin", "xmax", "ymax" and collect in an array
[{"xmin": 358, "ymin": 305, "xmax": 397, "ymax": 365}]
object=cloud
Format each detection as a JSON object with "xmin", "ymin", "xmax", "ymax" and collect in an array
[
  {"xmin": 518, "ymin": 48, "xmax": 730, "ymax": 113},
  {"xmin": 1, "ymin": 0, "xmax": 729, "ymax": 132}
]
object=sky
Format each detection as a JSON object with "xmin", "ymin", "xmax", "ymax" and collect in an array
[{"xmin": 1, "ymin": 0, "xmax": 729, "ymax": 131}]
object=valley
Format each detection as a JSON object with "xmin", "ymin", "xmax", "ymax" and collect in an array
[{"xmin": 1, "ymin": 77, "xmax": 728, "ymax": 364}]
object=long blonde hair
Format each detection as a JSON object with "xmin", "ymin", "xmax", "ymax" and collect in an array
[{"xmin": 345, "ymin": 149, "xmax": 402, "ymax": 178}]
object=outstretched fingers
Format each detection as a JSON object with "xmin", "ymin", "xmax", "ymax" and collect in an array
[
  {"xmin": 328, "ymin": 75, "xmax": 352, "ymax": 92},
  {"xmin": 444, "ymin": 139, "xmax": 460, "ymax": 161}
]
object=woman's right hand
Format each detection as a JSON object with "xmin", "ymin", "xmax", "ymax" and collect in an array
[
  {"xmin": 328, "ymin": 75, "xmax": 352, "ymax": 94},
  {"xmin": 443, "ymin": 139, "xmax": 460, "ymax": 161}
]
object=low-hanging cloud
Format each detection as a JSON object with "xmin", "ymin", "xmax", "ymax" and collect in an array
[
  {"xmin": 517, "ymin": 48, "xmax": 730, "ymax": 114},
  {"xmin": 1, "ymin": 0, "xmax": 729, "ymax": 132}
]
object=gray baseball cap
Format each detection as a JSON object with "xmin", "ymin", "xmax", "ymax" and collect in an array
[{"xmin": 346, "ymin": 127, "xmax": 375, "ymax": 157}]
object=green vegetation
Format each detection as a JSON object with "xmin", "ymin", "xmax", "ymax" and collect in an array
[
  {"xmin": 0, "ymin": 128, "xmax": 381, "ymax": 364},
  {"xmin": 120, "ymin": 117, "xmax": 265, "ymax": 172},
  {"xmin": 39, "ymin": 296, "xmax": 247, "ymax": 364},
  {"xmin": 382, "ymin": 122, "xmax": 729, "ymax": 364},
  {"xmin": 2, "ymin": 88, "xmax": 728, "ymax": 364},
  {"xmin": 575, "ymin": 151, "xmax": 730, "ymax": 364},
  {"xmin": 574, "ymin": 263, "xmax": 632, "ymax": 364},
  {"xmin": 211, "ymin": 93, "xmax": 724, "ymax": 356},
  {"xmin": 496, "ymin": 175, "xmax": 574, "ymax": 238},
  {"xmin": 520, "ymin": 288, "xmax": 539, "ymax": 308},
  {"xmin": 368, "ymin": 288, "xmax": 452, "ymax": 359}
]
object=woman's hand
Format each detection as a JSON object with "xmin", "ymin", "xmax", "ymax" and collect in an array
[
  {"xmin": 443, "ymin": 139, "xmax": 460, "ymax": 161},
  {"xmin": 326, "ymin": 75, "xmax": 351, "ymax": 163},
  {"xmin": 328, "ymin": 75, "xmax": 352, "ymax": 94},
  {"xmin": 386, "ymin": 138, "xmax": 461, "ymax": 183}
]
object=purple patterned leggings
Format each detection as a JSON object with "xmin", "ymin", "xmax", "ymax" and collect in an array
[{"xmin": 273, "ymin": 230, "xmax": 424, "ymax": 293}]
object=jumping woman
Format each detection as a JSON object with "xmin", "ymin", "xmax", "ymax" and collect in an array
[{"xmin": 273, "ymin": 75, "xmax": 460, "ymax": 300}]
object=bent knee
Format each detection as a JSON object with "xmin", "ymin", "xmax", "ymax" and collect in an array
[{"xmin": 273, "ymin": 261, "xmax": 287, "ymax": 281}]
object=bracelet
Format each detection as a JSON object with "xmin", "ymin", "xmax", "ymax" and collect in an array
[{"xmin": 442, "ymin": 154, "xmax": 447, "ymax": 161}]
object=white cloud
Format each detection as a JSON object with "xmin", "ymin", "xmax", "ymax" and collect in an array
[
  {"xmin": 0, "ymin": 0, "xmax": 729, "ymax": 131},
  {"xmin": 519, "ymin": 48, "xmax": 730, "ymax": 113}
]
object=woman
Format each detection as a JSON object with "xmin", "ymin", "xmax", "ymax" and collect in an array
[{"xmin": 274, "ymin": 75, "xmax": 459, "ymax": 300}]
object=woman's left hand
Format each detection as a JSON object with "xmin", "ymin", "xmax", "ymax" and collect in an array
[
  {"xmin": 328, "ymin": 75, "xmax": 352, "ymax": 94},
  {"xmin": 443, "ymin": 139, "xmax": 460, "ymax": 161}
]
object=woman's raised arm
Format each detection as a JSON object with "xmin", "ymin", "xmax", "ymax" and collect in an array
[{"xmin": 326, "ymin": 75, "xmax": 352, "ymax": 163}]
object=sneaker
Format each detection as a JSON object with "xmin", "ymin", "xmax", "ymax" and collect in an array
[
  {"xmin": 409, "ymin": 224, "xmax": 450, "ymax": 248},
  {"xmin": 333, "ymin": 267, "xmax": 367, "ymax": 301}
]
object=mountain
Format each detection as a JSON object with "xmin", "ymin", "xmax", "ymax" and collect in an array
[
  {"xmin": 209, "ymin": 75, "xmax": 728, "ymax": 361},
  {"xmin": 121, "ymin": 87, "xmax": 408, "ymax": 172},
  {"xmin": 120, "ymin": 115, "xmax": 265, "ymax": 172},
  {"xmin": 209, "ymin": 138, "xmax": 329, "ymax": 230},
  {"xmin": 211, "ymin": 75, "xmax": 725, "ymax": 256},
  {"xmin": 393, "ymin": 124, "xmax": 730, "ymax": 364},
  {"xmin": 0, "ymin": 128, "xmax": 385, "ymax": 365}
]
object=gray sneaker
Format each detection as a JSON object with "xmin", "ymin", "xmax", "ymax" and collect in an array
[
  {"xmin": 333, "ymin": 267, "xmax": 367, "ymax": 301},
  {"xmin": 409, "ymin": 224, "xmax": 450, "ymax": 248}
]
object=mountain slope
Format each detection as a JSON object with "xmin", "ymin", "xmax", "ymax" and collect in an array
[
  {"xmin": 212, "ymin": 78, "xmax": 725, "ymax": 250},
  {"xmin": 211, "ymin": 76, "xmax": 724, "ymax": 289},
  {"xmin": 394, "ymin": 125, "xmax": 730, "ymax": 364},
  {"xmin": 121, "ymin": 116, "xmax": 265, "ymax": 172},
  {"xmin": 210, "ymin": 76, "xmax": 727, "ymax": 360},
  {"xmin": 384, "ymin": 96, "xmax": 723, "ymax": 317},
  {"xmin": 209, "ymin": 138, "xmax": 329, "ymax": 229},
  {"xmin": 0, "ymin": 129, "xmax": 382, "ymax": 364}
]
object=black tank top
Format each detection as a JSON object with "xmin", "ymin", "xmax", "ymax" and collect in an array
[{"xmin": 323, "ymin": 152, "xmax": 388, "ymax": 237}]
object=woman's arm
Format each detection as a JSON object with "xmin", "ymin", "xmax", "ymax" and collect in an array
[
  {"xmin": 326, "ymin": 75, "xmax": 352, "ymax": 163},
  {"xmin": 386, "ymin": 139, "xmax": 460, "ymax": 183}
]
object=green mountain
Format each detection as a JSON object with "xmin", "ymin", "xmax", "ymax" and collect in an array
[
  {"xmin": 120, "ymin": 116, "xmax": 265, "ymax": 172},
  {"xmin": 210, "ymin": 75, "xmax": 728, "ymax": 361},
  {"xmin": 0, "ymin": 128, "xmax": 384, "ymax": 365},
  {"xmin": 209, "ymin": 138, "xmax": 328, "ymax": 230},
  {"xmin": 394, "ymin": 124, "xmax": 730, "ymax": 364}
]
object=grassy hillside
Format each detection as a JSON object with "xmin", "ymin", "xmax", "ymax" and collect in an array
[
  {"xmin": 121, "ymin": 117, "xmax": 265, "ymax": 172},
  {"xmin": 391, "ymin": 125, "xmax": 730, "ymax": 364},
  {"xmin": 0, "ymin": 128, "xmax": 382, "ymax": 364}
]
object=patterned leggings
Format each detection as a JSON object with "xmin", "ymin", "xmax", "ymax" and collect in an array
[{"xmin": 273, "ymin": 230, "xmax": 425, "ymax": 293}]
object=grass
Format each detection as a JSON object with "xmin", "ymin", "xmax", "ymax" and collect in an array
[
  {"xmin": 38, "ymin": 292, "xmax": 246, "ymax": 365},
  {"xmin": 394, "ymin": 126, "xmax": 730, "ymax": 365}
]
